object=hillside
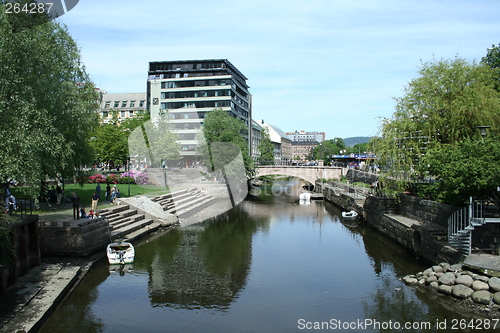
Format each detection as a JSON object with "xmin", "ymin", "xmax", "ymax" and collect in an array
[{"xmin": 343, "ymin": 136, "xmax": 373, "ymax": 147}]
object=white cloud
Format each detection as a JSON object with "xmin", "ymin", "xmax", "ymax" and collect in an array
[{"xmin": 61, "ymin": 0, "xmax": 500, "ymax": 138}]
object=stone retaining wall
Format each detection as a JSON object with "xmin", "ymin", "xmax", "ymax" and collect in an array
[
  {"xmin": 38, "ymin": 219, "xmax": 110, "ymax": 257},
  {"xmin": 1, "ymin": 216, "xmax": 41, "ymax": 295},
  {"xmin": 398, "ymin": 194, "xmax": 458, "ymax": 227}
]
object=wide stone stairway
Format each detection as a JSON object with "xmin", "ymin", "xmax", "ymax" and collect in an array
[{"xmin": 98, "ymin": 188, "xmax": 216, "ymax": 240}]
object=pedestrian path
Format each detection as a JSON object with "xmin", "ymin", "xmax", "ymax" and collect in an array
[{"xmin": 0, "ymin": 262, "xmax": 81, "ymax": 333}]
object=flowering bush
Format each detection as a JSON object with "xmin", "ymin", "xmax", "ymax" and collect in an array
[
  {"xmin": 120, "ymin": 170, "xmax": 149, "ymax": 185},
  {"xmin": 106, "ymin": 174, "xmax": 119, "ymax": 184},
  {"xmin": 88, "ymin": 174, "xmax": 106, "ymax": 183}
]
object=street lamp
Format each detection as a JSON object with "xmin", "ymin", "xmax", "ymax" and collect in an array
[{"xmin": 476, "ymin": 125, "xmax": 490, "ymax": 141}]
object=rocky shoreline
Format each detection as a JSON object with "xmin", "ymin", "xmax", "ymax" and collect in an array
[{"xmin": 402, "ymin": 262, "xmax": 500, "ymax": 318}]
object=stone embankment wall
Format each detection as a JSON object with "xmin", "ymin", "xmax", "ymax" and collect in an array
[
  {"xmin": 38, "ymin": 219, "xmax": 109, "ymax": 257},
  {"xmin": 316, "ymin": 181, "xmax": 463, "ymax": 265},
  {"xmin": 1, "ymin": 216, "xmax": 41, "ymax": 295}
]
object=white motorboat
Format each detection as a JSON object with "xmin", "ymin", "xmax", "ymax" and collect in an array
[
  {"xmin": 107, "ymin": 241, "xmax": 135, "ymax": 265},
  {"xmin": 341, "ymin": 210, "xmax": 358, "ymax": 220},
  {"xmin": 299, "ymin": 192, "xmax": 312, "ymax": 202}
]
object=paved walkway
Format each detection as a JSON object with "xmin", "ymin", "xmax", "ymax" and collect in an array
[{"xmin": 0, "ymin": 256, "xmax": 99, "ymax": 333}]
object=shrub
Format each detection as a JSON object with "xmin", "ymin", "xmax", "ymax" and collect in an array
[
  {"xmin": 88, "ymin": 174, "xmax": 106, "ymax": 184},
  {"xmin": 121, "ymin": 170, "xmax": 149, "ymax": 185},
  {"xmin": 106, "ymin": 174, "xmax": 119, "ymax": 184}
]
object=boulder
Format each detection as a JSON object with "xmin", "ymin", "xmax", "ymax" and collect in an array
[
  {"xmin": 423, "ymin": 268, "xmax": 433, "ymax": 276},
  {"xmin": 438, "ymin": 284, "xmax": 452, "ymax": 295},
  {"xmin": 426, "ymin": 275, "xmax": 438, "ymax": 284},
  {"xmin": 472, "ymin": 290, "xmax": 491, "ymax": 305},
  {"xmin": 449, "ymin": 263, "xmax": 462, "ymax": 272},
  {"xmin": 429, "ymin": 281, "xmax": 439, "ymax": 290},
  {"xmin": 489, "ymin": 277, "xmax": 500, "ymax": 293},
  {"xmin": 455, "ymin": 275, "xmax": 474, "ymax": 287},
  {"xmin": 472, "ymin": 280, "xmax": 489, "ymax": 291},
  {"xmin": 452, "ymin": 284, "xmax": 474, "ymax": 299},
  {"xmin": 403, "ymin": 276, "xmax": 418, "ymax": 285},
  {"xmin": 432, "ymin": 265, "xmax": 444, "ymax": 273},
  {"xmin": 476, "ymin": 275, "xmax": 490, "ymax": 283},
  {"xmin": 438, "ymin": 272, "xmax": 456, "ymax": 285},
  {"xmin": 494, "ymin": 292, "xmax": 500, "ymax": 305},
  {"xmin": 440, "ymin": 262, "xmax": 451, "ymax": 272}
]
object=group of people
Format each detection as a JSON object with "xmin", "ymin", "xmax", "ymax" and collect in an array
[{"xmin": 70, "ymin": 183, "xmax": 121, "ymax": 220}]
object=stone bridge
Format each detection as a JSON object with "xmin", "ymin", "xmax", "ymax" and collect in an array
[{"xmin": 255, "ymin": 166, "xmax": 343, "ymax": 185}]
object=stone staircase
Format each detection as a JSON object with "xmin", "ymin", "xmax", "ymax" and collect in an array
[
  {"xmin": 99, "ymin": 188, "xmax": 217, "ymax": 240},
  {"xmin": 152, "ymin": 188, "xmax": 217, "ymax": 218},
  {"xmin": 98, "ymin": 204, "xmax": 154, "ymax": 241}
]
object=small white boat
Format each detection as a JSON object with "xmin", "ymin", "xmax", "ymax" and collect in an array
[
  {"xmin": 107, "ymin": 241, "xmax": 135, "ymax": 265},
  {"xmin": 299, "ymin": 192, "xmax": 312, "ymax": 201},
  {"xmin": 342, "ymin": 210, "xmax": 358, "ymax": 220}
]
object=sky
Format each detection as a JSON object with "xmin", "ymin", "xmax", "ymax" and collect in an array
[{"xmin": 58, "ymin": 0, "xmax": 500, "ymax": 139}]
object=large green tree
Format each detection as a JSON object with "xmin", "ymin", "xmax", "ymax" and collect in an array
[
  {"xmin": 257, "ymin": 127, "xmax": 274, "ymax": 164},
  {"xmin": 482, "ymin": 43, "xmax": 500, "ymax": 91},
  {"xmin": 201, "ymin": 109, "xmax": 255, "ymax": 178},
  {"xmin": 376, "ymin": 57, "xmax": 500, "ymax": 181},
  {"xmin": 0, "ymin": 4, "xmax": 99, "ymax": 193}
]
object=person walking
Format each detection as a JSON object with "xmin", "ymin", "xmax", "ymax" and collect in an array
[
  {"xmin": 105, "ymin": 183, "xmax": 111, "ymax": 201},
  {"xmin": 91, "ymin": 192, "xmax": 99, "ymax": 212},
  {"xmin": 56, "ymin": 184, "xmax": 62, "ymax": 204},
  {"xmin": 70, "ymin": 192, "xmax": 80, "ymax": 219}
]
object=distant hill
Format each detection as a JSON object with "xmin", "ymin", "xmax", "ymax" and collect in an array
[{"xmin": 343, "ymin": 136, "xmax": 373, "ymax": 147}]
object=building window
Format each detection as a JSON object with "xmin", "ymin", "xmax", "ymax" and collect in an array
[
  {"xmin": 104, "ymin": 101, "xmax": 110, "ymax": 108},
  {"xmin": 121, "ymin": 111, "xmax": 125, "ymax": 117},
  {"xmin": 114, "ymin": 101, "xmax": 119, "ymax": 108},
  {"xmin": 130, "ymin": 101, "xmax": 135, "ymax": 107},
  {"xmin": 129, "ymin": 111, "xmax": 134, "ymax": 117},
  {"xmin": 139, "ymin": 100, "xmax": 145, "ymax": 107},
  {"xmin": 102, "ymin": 111, "xmax": 108, "ymax": 118},
  {"xmin": 122, "ymin": 101, "xmax": 127, "ymax": 108}
]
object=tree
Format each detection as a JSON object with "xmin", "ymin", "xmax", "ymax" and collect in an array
[
  {"xmin": 0, "ymin": 2, "xmax": 99, "ymax": 196},
  {"xmin": 201, "ymin": 109, "xmax": 255, "ymax": 178},
  {"xmin": 417, "ymin": 137, "xmax": 500, "ymax": 205},
  {"xmin": 376, "ymin": 57, "xmax": 500, "ymax": 182},
  {"xmin": 482, "ymin": 43, "xmax": 500, "ymax": 91},
  {"xmin": 257, "ymin": 128, "xmax": 274, "ymax": 164},
  {"xmin": 311, "ymin": 138, "xmax": 346, "ymax": 163},
  {"xmin": 90, "ymin": 124, "xmax": 129, "ymax": 168}
]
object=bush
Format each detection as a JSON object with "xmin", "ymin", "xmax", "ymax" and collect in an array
[
  {"xmin": 119, "ymin": 176, "xmax": 135, "ymax": 184},
  {"xmin": 121, "ymin": 170, "xmax": 149, "ymax": 185},
  {"xmin": 106, "ymin": 174, "xmax": 119, "ymax": 184},
  {"xmin": 88, "ymin": 174, "xmax": 107, "ymax": 183}
]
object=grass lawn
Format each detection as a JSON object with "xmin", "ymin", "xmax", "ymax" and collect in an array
[{"xmin": 9, "ymin": 183, "xmax": 177, "ymax": 217}]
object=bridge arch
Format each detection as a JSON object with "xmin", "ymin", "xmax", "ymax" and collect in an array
[{"xmin": 254, "ymin": 166, "xmax": 342, "ymax": 185}]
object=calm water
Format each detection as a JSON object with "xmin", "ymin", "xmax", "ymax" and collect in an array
[{"xmin": 41, "ymin": 179, "xmax": 488, "ymax": 332}]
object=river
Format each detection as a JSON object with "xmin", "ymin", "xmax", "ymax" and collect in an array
[{"xmin": 40, "ymin": 178, "xmax": 488, "ymax": 332}]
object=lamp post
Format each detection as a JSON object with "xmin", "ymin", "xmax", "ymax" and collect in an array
[{"xmin": 476, "ymin": 125, "xmax": 490, "ymax": 141}]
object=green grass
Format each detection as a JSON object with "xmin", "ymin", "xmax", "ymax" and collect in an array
[{"xmin": 9, "ymin": 183, "xmax": 173, "ymax": 216}]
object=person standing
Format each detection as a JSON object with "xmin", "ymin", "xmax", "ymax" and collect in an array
[
  {"xmin": 70, "ymin": 192, "xmax": 80, "ymax": 219},
  {"xmin": 105, "ymin": 183, "xmax": 111, "ymax": 201},
  {"xmin": 91, "ymin": 192, "xmax": 99, "ymax": 212},
  {"xmin": 56, "ymin": 184, "xmax": 62, "ymax": 204},
  {"xmin": 96, "ymin": 183, "xmax": 101, "ymax": 200}
]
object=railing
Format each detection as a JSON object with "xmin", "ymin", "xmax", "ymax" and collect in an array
[
  {"xmin": 5, "ymin": 197, "xmax": 34, "ymax": 217},
  {"xmin": 447, "ymin": 198, "xmax": 492, "ymax": 255}
]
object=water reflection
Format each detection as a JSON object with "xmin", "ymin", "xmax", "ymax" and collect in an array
[{"xmin": 40, "ymin": 178, "xmax": 488, "ymax": 333}]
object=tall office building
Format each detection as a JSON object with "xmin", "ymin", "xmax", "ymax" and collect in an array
[{"xmin": 147, "ymin": 59, "xmax": 252, "ymax": 166}]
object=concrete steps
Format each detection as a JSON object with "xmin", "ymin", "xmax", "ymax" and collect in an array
[{"xmin": 98, "ymin": 205, "xmax": 153, "ymax": 240}]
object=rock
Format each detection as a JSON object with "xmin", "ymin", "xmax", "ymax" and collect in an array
[
  {"xmin": 403, "ymin": 276, "xmax": 418, "ymax": 285},
  {"xmin": 438, "ymin": 284, "xmax": 452, "ymax": 295},
  {"xmin": 472, "ymin": 280, "xmax": 489, "ymax": 291},
  {"xmin": 440, "ymin": 262, "xmax": 451, "ymax": 272},
  {"xmin": 418, "ymin": 278, "xmax": 426, "ymax": 286},
  {"xmin": 435, "ymin": 272, "xmax": 444, "ymax": 278},
  {"xmin": 423, "ymin": 268, "xmax": 433, "ymax": 276},
  {"xmin": 494, "ymin": 292, "xmax": 500, "ymax": 305},
  {"xmin": 429, "ymin": 281, "xmax": 439, "ymax": 290},
  {"xmin": 452, "ymin": 284, "xmax": 474, "ymax": 299},
  {"xmin": 438, "ymin": 272, "xmax": 456, "ymax": 285},
  {"xmin": 472, "ymin": 290, "xmax": 491, "ymax": 305},
  {"xmin": 449, "ymin": 263, "xmax": 462, "ymax": 272},
  {"xmin": 432, "ymin": 265, "xmax": 444, "ymax": 273},
  {"xmin": 489, "ymin": 277, "xmax": 500, "ymax": 292},
  {"xmin": 426, "ymin": 275, "xmax": 438, "ymax": 284},
  {"xmin": 476, "ymin": 275, "xmax": 489, "ymax": 283},
  {"xmin": 455, "ymin": 275, "xmax": 474, "ymax": 287}
]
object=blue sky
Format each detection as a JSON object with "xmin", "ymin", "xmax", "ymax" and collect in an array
[{"xmin": 59, "ymin": 0, "xmax": 500, "ymax": 139}]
